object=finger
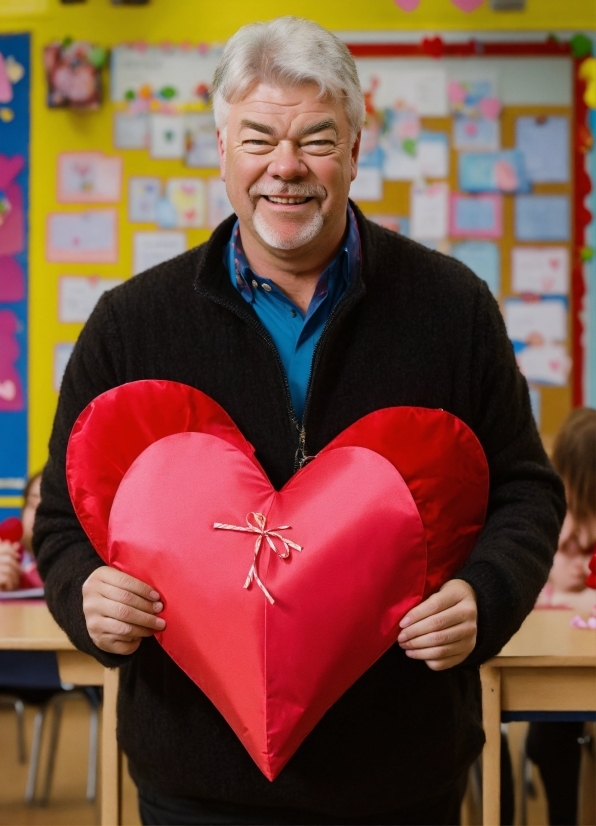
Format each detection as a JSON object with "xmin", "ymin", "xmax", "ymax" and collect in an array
[
  {"xmin": 399, "ymin": 591, "xmax": 459, "ymax": 630},
  {"xmin": 89, "ymin": 598, "xmax": 166, "ymax": 632},
  {"xmin": 88, "ymin": 615, "xmax": 161, "ymax": 643},
  {"xmin": 424, "ymin": 654, "xmax": 468, "ymax": 671},
  {"xmin": 94, "ymin": 582, "xmax": 163, "ymax": 616},
  {"xmin": 96, "ymin": 568, "xmax": 161, "ymax": 601},
  {"xmin": 399, "ymin": 621, "xmax": 476, "ymax": 651},
  {"xmin": 403, "ymin": 637, "xmax": 474, "ymax": 663},
  {"xmin": 398, "ymin": 602, "xmax": 474, "ymax": 643},
  {"xmin": 95, "ymin": 636, "xmax": 143, "ymax": 656}
]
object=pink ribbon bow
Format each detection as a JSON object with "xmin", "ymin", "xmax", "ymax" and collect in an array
[{"xmin": 213, "ymin": 512, "xmax": 302, "ymax": 604}]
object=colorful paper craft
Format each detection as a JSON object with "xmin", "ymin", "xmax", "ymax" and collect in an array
[
  {"xmin": 515, "ymin": 196, "xmax": 570, "ymax": 242},
  {"xmin": 150, "ymin": 113, "xmax": 185, "ymax": 160},
  {"xmin": 58, "ymin": 276, "xmax": 124, "ymax": 323},
  {"xmin": 450, "ymin": 193, "xmax": 503, "ymax": 239},
  {"xmin": 458, "ymin": 151, "xmax": 529, "ymax": 194},
  {"xmin": 383, "ymin": 131, "xmax": 449, "ymax": 181},
  {"xmin": 453, "ymin": 116, "xmax": 500, "ymax": 152},
  {"xmin": 451, "ymin": 241, "xmax": 500, "ymax": 297},
  {"xmin": 185, "ymin": 113, "xmax": 219, "ymax": 169},
  {"xmin": 0, "ymin": 154, "xmax": 25, "ymax": 256},
  {"xmin": 44, "ymin": 41, "xmax": 105, "ymax": 110},
  {"xmin": 515, "ymin": 117, "xmax": 570, "ymax": 184},
  {"xmin": 129, "ymin": 177, "xmax": 161, "ymax": 223},
  {"xmin": 165, "ymin": 178, "xmax": 206, "ymax": 228},
  {"xmin": 46, "ymin": 210, "xmax": 118, "ymax": 263},
  {"xmin": 504, "ymin": 297, "xmax": 567, "ymax": 345},
  {"xmin": 57, "ymin": 152, "xmax": 122, "ymax": 203},
  {"xmin": 511, "ymin": 247, "xmax": 569, "ymax": 295},
  {"xmin": 515, "ymin": 343, "xmax": 571, "ymax": 387},
  {"xmin": 0, "ymin": 256, "xmax": 24, "ymax": 302},
  {"xmin": 0, "ymin": 309, "xmax": 24, "ymax": 411}
]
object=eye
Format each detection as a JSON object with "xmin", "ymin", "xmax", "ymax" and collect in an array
[
  {"xmin": 301, "ymin": 139, "xmax": 335, "ymax": 154},
  {"xmin": 242, "ymin": 139, "xmax": 274, "ymax": 153}
]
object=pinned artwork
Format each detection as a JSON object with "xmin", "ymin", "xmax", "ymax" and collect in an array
[
  {"xmin": 515, "ymin": 343, "xmax": 571, "ymax": 387},
  {"xmin": 451, "ymin": 241, "xmax": 500, "ymax": 297},
  {"xmin": 0, "ymin": 309, "xmax": 24, "ymax": 411},
  {"xmin": 150, "ymin": 113, "xmax": 185, "ymax": 159},
  {"xmin": 514, "ymin": 196, "xmax": 570, "ymax": 242},
  {"xmin": 458, "ymin": 151, "xmax": 529, "ymax": 194},
  {"xmin": 349, "ymin": 167, "xmax": 383, "ymax": 202},
  {"xmin": 0, "ymin": 154, "xmax": 25, "ymax": 256},
  {"xmin": 504, "ymin": 297, "xmax": 567, "ymax": 345},
  {"xmin": 354, "ymin": 63, "xmax": 448, "ymax": 117},
  {"xmin": 0, "ymin": 50, "xmax": 25, "ymax": 123},
  {"xmin": 450, "ymin": 193, "xmax": 503, "ymax": 239},
  {"xmin": 113, "ymin": 112, "xmax": 149, "ymax": 149},
  {"xmin": 207, "ymin": 178, "xmax": 234, "ymax": 229},
  {"xmin": 46, "ymin": 210, "xmax": 118, "ymax": 263},
  {"xmin": 133, "ymin": 231, "xmax": 186, "ymax": 275},
  {"xmin": 165, "ymin": 178, "xmax": 206, "ymax": 228},
  {"xmin": 449, "ymin": 78, "xmax": 501, "ymax": 152},
  {"xmin": 383, "ymin": 130, "xmax": 449, "ymax": 181},
  {"xmin": 43, "ymin": 40, "xmax": 107, "ymax": 110},
  {"xmin": 129, "ymin": 177, "xmax": 161, "ymax": 223},
  {"xmin": 57, "ymin": 152, "xmax": 122, "ymax": 203},
  {"xmin": 511, "ymin": 247, "xmax": 569, "ymax": 295},
  {"xmin": 185, "ymin": 112, "xmax": 219, "ymax": 168},
  {"xmin": 515, "ymin": 117, "xmax": 570, "ymax": 184},
  {"xmin": 58, "ymin": 276, "xmax": 124, "ymax": 323},
  {"xmin": 410, "ymin": 182, "xmax": 449, "ymax": 240}
]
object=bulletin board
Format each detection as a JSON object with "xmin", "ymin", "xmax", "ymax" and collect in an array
[{"xmin": 346, "ymin": 39, "xmax": 589, "ymax": 443}]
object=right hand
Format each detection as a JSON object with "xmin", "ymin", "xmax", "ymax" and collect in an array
[
  {"xmin": 0, "ymin": 540, "xmax": 22, "ymax": 591},
  {"xmin": 82, "ymin": 566, "xmax": 166, "ymax": 655}
]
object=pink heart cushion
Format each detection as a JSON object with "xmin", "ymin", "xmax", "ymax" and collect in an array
[{"xmin": 67, "ymin": 380, "xmax": 489, "ymax": 780}]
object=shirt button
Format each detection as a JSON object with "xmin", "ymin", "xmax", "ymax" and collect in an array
[
  {"xmin": 262, "ymin": 283, "xmax": 272, "ymax": 292},
  {"xmin": 252, "ymin": 280, "xmax": 258, "ymax": 289},
  {"xmin": 290, "ymin": 309, "xmax": 297, "ymax": 318}
]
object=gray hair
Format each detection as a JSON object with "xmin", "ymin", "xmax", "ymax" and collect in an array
[{"xmin": 212, "ymin": 17, "xmax": 365, "ymax": 140}]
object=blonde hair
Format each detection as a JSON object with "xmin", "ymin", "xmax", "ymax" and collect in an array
[{"xmin": 552, "ymin": 407, "xmax": 596, "ymax": 522}]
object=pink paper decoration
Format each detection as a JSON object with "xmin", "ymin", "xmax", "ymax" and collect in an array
[
  {"xmin": 479, "ymin": 96, "xmax": 502, "ymax": 120},
  {"xmin": 0, "ymin": 54, "xmax": 13, "ymax": 104},
  {"xmin": 393, "ymin": 0, "xmax": 421, "ymax": 10},
  {"xmin": 450, "ymin": 0, "xmax": 485, "ymax": 10},
  {"xmin": 0, "ymin": 257, "xmax": 25, "ymax": 302},
  {"xmin": 0, "ymin": 309, "xmax": 24, "ymax": 411}
]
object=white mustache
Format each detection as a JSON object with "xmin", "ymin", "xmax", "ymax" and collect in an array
[{"xmin": 249, "ymin": 183, "xmax": 326, "ymax": 200}]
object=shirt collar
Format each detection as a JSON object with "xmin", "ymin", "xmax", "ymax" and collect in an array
[{"xmin": 228, "ymin": 206, "xmax": 361, "ymax": 306}]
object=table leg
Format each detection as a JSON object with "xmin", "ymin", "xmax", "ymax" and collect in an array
[
  {"xmin": 101, "ymin": 667, "xmax": 121, "ymax": 826},
  {"xmin": 481, "ymin": 664, "xmax": 501, "ymax": 826}
]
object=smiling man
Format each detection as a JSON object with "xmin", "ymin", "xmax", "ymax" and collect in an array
[{"xmin": 35, "ymin": 17, "xmax": 564, "ymax": 826}]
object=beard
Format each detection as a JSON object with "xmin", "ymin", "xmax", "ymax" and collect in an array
[{"xmin": 248, "ymin": 182, "xmax": 326, "ymax": 251}]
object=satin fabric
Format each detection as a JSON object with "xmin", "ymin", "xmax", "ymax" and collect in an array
[{"xmin": 66, "ymin": 380, "xmax": 489, "ymax": 780}]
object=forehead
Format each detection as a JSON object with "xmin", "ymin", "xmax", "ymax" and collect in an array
[{"xmin": 229, "ymin": 82, "xmax": 348, "ymax": 129}]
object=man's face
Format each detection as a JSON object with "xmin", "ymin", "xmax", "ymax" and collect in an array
[{"xmin": 217, "ymin": 83, "xmax": 360, "ymax": 258}]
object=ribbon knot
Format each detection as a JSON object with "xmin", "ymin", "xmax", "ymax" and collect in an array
[{"xmin": 213, "ymin": 512, "xmax": 302, "ymax": 604}]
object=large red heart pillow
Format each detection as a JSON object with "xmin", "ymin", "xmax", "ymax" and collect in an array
[{"xmin": 67, "ymin": 380, "xmax": 489, "ymax": 780}]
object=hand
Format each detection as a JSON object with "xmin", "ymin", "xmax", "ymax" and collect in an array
[
  {"xmin": 0, "ymin": 540, "xmax": 22, "ymax": 591},
  {"xmin": 397, "ymin": 579, "xmax": 478, "ymax": 671},
  {"xmin": 82, "ymin": 566, "xmax": 166, "ymax": 655}
]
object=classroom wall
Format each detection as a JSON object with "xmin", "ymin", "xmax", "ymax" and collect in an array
[{"xmin": 0, "ymin": 0, "xmax": 594, "ymax": 484}]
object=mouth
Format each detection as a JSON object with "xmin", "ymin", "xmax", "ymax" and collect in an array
[{"xmin": 262, "ymin": 196, "xmax": 313, "ymax": 206}]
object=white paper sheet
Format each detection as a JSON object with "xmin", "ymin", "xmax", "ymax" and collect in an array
[
  {"xmin": 516, "ymin": 343, "xmax": 571, "ymax": 387},
  {"xmin": 150, "ymin": 113, "xmax": 185, "ymax": 160},
  {"xmin": 349, "ymin": 167, "xmax": 383, "ymax": 202},
  {"xmin": 58, "ymin": 276, "xmax": 124, "ymax": 323},
  {"xmin": 504, "ymin": 298, "xmax": 567, "ymax": 344},
  {"xmin": 58, "ymin": 152, "xmax": 122, "ymax": 203},
  {"xmin": 46, "ymin": 211, "xmax": 118, "ymax": 263},
  {"xmin": 129, "ymin": 177, "xmax": 162, "ymax": 223},
  {"xmin": 511, "ymin": 247, "xmax": 569, "ymax": 295},
  {"xmin": 133, "ymin": 231, "xmax": 186, "ymax": 275},
  {"xmin": 113, "ymin": 112, "xmax": 149, "ymax": 149},
  {"xmin": 410, "ymin": 182, "xmax": 449, "ymax": 240},
  {"xmin": 355, "ymin": 62, "xmax": 448, "ymax": 115},
  {"xmin": 207, "ymin": 178, "xmax": 234, "ymax": 229}
]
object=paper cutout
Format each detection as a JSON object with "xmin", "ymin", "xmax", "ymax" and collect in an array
[
  {"xmin": 450, "ymin": 193, "xmax": 503, "ymax": 239},
  {"xmin": 58, "ymin": 276, "xmax": 124, "ymax": 323},
  {"xmin": 44, "ymin": 41, "xmax": 105, "ymax": 110},
  {"xmin": 504, "ymin": 297, "xmax": 567, "ymax": 344},
  {"xmin": 129, "ymin": 177, "xmax": 161, "ymax": 223},
  {"xmin": 410, "ymin": 182, "xmax": 449, "ymax": 240},
  {"xmin": 349, "ymin": 167, "xmax": 383, "ymax": 202},
  {"xmin": 450, "ymin": 0, "xmax": 484, "ymax": 11},
  {"xmin": 46, "ymin": 210, "xmax": 118, "ymax": 263},
  {"xmin": 113, "ymin": 112, "xmax": 149, "ymax": 150},
  {"xmin": 150, "ymin": 113, "xmax": 185, "ymax": 159},
  {"xmin": 511, "ymin": 247, "xmax": 569, "ymax": 295},
  {"xmin": 0, "ymin": 154, "xmax": 25, "ymax": 257},
  {"xmin": 458, "ymin": 151, "xmax": 529, "ymax": 193},
  {"xmin": 53, "ymin": 343, "xmax": 74, "ymax": 392},
  {"xmin": 0, "ymin": 309, "xmax": 24, "ymax": 411},
  {"xmin": 133, "ymin": 231, "xmax": 186, "ymax": 275},
  {"xmin": 393, "ymin": 0, "xmax": 421, "ymax": 9},
  {"xmin": 451, "ymin": 241, "xmax": 500, "ymax": 297},
  {"xmin": 450, "ymin": 78, "xmax": 501, "ymax": 152},
  {"xmin": 0, "ymin": 256, "xmax": 24, "ymax": 301},
  {"xmin": 165, "ymin": 178, "xmax": 206, "ymax": 228},
  {"xmin": 0, "ymin": 53, "xmax": 12, "ymax": 103},
  {"xmin": 453, "ymin": 116, "xmax": 500, "ymax": 152},
  {"xmin": 57, "ymin": 152, "xmax": 122, "ymax": 203},
  {"xmin": 515, "ymin": 117, "xmax": 570, "ymax": 184},
  {"xmin": 207, "ymin": 178, "xmax": 234, "ymax": 229},
  {"xmin": 515, "ymin": 196, "xmax": 570, "ymax": 242},
  {"xmin": 515, "ymin": 343, "xmax": 571, "ymax": 387},
  {"xmin": 185, "ymin": 112, "xmax": 219, "ymax": 168}
]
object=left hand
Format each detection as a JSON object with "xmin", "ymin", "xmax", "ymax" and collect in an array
[{"xmin": 397, "ymin": 579, "xmax": 478, "ymax": 671}]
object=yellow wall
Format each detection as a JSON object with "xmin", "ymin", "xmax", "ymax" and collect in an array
[{"xmin": 0, "ymin": 0, "xmax": 594, "ymax": 472}]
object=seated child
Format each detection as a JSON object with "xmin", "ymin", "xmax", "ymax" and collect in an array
[
  {"xmin": 528, "ymin": 407, "xmax": 596, "ymax": 826},
  {"xmin": 0, "ymin": 472, "xmax": 43, "ymax": 591}
]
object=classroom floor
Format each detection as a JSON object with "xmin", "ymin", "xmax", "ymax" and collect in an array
[{"xmin": 0, "ymin": 703, "xmax": 549, "ymax": 826}]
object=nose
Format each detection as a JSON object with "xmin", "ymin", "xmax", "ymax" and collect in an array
[{"xmin": 267, "ymin": 140, "xmax": 308, "ymax": 180}]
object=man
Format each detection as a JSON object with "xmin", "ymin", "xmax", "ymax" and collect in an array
[{"xmin": 35, "ymin": 17, "xmax": 565, "ymax": 825}]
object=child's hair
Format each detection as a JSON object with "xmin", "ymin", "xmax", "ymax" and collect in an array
[
  {"xmin": 22, "ymin": 471, "xmax": 42, "ymax": 503},
  {"xmin": 552, "ymin": 407, "xmax": 596, "ymax": 522}
]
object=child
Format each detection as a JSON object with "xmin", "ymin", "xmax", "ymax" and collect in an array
[
  {"xmin": 528, "ymin": 407, "xmax": 596, "ymax": 826},
  {"xmin": 0, "ymin": 472, "xmax": 43, "ymax": 592}
]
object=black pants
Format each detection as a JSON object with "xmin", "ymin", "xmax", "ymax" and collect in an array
[
  {"xmin": 526, "ymin": 721, "xmax": 583, "ymax": 826},
  {"xmin": 138, "ymin": 775, "xmax": 467, "ymax": 826}
]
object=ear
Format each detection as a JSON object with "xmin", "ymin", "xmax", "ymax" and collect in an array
[
  {"xmin": 216, "ymin": 127, "xmax": 226, "ymax": 181},
  {"xmin": 350, "ymin": 130, "xmax": 361, "ymax": 182}
]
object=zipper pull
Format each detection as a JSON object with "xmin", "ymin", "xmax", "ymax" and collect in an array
[{"xmin": 294, "ymin": 425, "xmax": 312, "ymax": 470}]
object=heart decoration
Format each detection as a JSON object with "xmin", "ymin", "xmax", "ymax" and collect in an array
[{"xmin": 67, "ymin": 381, "xmax": 489, "ymax": 780}]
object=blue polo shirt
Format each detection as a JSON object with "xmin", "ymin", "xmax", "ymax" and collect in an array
[{"xmin": 227, "ymin": 208, "xmax": 361, "ymax": 422}]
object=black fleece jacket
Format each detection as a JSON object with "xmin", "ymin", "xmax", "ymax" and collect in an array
[{"xmin": 34, "ymin": 205, "xmax": 565, "ymax": 816}]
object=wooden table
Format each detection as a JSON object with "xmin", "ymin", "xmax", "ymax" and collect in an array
[
  {"xmin": 0, "ymin": 601, "xmax": 121, "ymax": 825},
  {"xmin": 481, "ymin": 609, "xmax": 596, "ymax": 825}
]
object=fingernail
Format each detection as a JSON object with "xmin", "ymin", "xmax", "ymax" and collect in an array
[
  {"xmin": 397, "ymin": 632, "xmax": 406, "ymax": 643},
  {"xmin": 400, "ymin": 617, "xmax": 411, "ymax": 628},
  {"xmin": 150, "ymin": 590, "xmax": 160, "ymax": 600},
  {"xmin": 153, "ymin": 602, "xmax": 163, "ymax": 613},
  {"xmin": 155, "ymin": 618, "xmax": 166, "ymax": 630}
]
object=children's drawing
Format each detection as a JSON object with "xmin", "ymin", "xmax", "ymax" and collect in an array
[
  {"xmin": 43, "ymin": 39, "xmax": 107, "ymax": 110},
  {"xmin": 0, "ymin": 309, "xmax": 24, "ymax": 411}
]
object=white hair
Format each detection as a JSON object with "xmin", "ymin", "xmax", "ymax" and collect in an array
[{"xmin": 211, "ymin": 17, "xmax": 365, "ymax": 141}]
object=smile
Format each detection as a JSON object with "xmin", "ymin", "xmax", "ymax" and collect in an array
[{"xmin": 263, "ymin": 196, "xmax": 312, "ymax": 205}]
